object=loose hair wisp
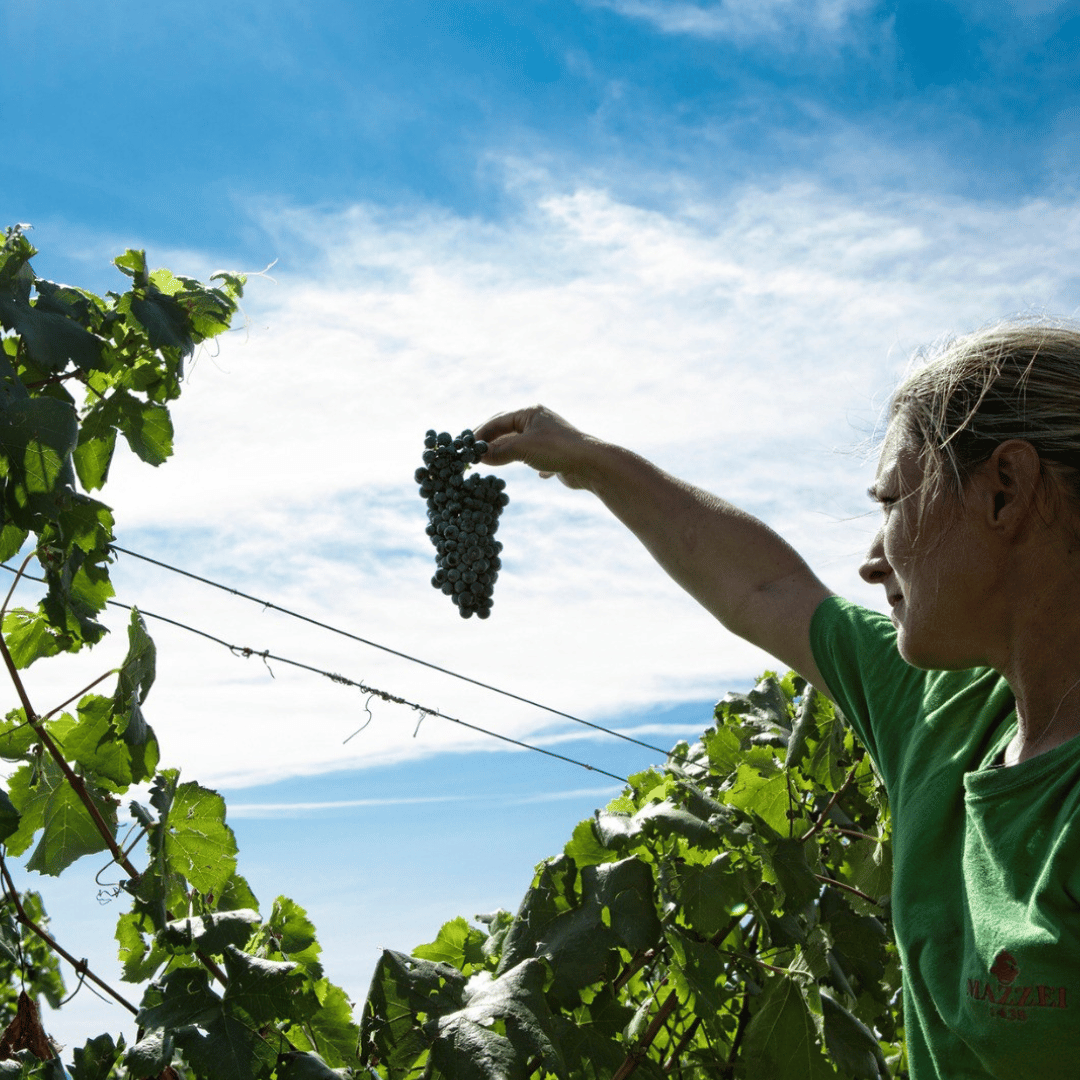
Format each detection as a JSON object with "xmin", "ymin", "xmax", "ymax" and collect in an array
[{"xmin": 892, "ymin": 319, "xmax": 1080, "ymax": 522}]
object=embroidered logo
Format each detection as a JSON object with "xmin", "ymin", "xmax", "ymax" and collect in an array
[
  {"xmin": 966, "ymin": 950, "xmax": 1069, "ymax": 1022},
  {"xmin": 989, "ymin": 950, "xmax": 1019, "ymax": 985}
]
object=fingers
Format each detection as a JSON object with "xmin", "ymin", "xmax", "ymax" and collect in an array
[
  {"xmin": 473, "ymin": 408, "xmax": 532, "ymax": 446},
  {"xmin": 472, "ymin": 405, "xmax": 590, "ymax": 482},
  {"xmin": 473, "ymin": 407, "xmax": 544, "ymax": 467}
]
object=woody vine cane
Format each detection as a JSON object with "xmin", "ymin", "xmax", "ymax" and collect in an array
[{"xmin": 0, "ymin": 226, "xmax": 362, "ymax": 1077}]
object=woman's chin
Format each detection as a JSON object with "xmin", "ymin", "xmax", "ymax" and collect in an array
[
  {"xmin": 894, "ymin": 625, "xmax": 934, "ymax": 670},
  {"xmin": 895, "ymin": 629, "xmax": 977, "ymax": 672}
]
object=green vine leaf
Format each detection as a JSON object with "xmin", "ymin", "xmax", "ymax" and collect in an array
[
  {"xmin": 765, "ymin": 837, "xmax": 821, "ymax": 910},
  {"xmin": 0, "ymin": 789, "xmax": 20, "ymax": 846},
  {"xmin": 248, "ymin": 896, "xmax": 323, "ymax": 979},
  {"xmin": 111, "ymin": 389, "xmax": 174, "ymax": 465},
  {"xmin": 215, "ymin": 871, "xmax": 262, "ymax": 914},
  {"xmin": 153, "ymin": 774, "xmax": 238, "ymax": 896},
  {"xmin": 71, "ymin": 408, "xmax": 117, "ymax": 492},
  {"xmin": 112, "ymin": 249, "xmax": 149, "ymax": 287},
  {"xmin": 412, "ymin": 916, "xmax": 488, "ymax": 974},
  {"xmin": 0, "ymin": 1056, "xmax": 65, "ymax": 1079},
  {"xmin": 741, "ymin": 976, "xmax": 839, "ymax": 1079},
  {"xmin": 0, "ymin": 610, "xmax": 69, "ymax": 669},
  {"xmin": 221, "ymin": 944, "xmax": 303, "ymax": 1026},
  {"xmin": 430, "ymin": 959, "xmax": 563, "ymax": 1080},
  {"xmin": 723, "ymin": 761, "xmax": 792, "ymax": 835},
  {"xmin": 361, "ymin": 950, "xmax": 468, "ymax": 1076},
  {"xmin": 0, "ymin": 709, "xmax": 38, "ymax": 764},
  {"xmin": 137, "ymin": 966, "xmax": 221, "ymax": 1032},
  {"xmin": 673, "ymin": 855, "xmax": 739, "ymax": 937},
  {"xmin": 283, "ymin": 977, "xmax": 361, "ymax": 1070},
  {"xmin": 110, "ymin": 606, "xmax": 158, "ymax": 780},
  {"xmin": 0, "ymin": 295, "xmax": 104, "ymax": 374},
  {"xmin": 275, "ymin": 1049, "xmax": 354, "ymax": 1079},
  {"xmin": 0, "ymin": 395, "xmax": 78, "ymax": 514},
  {"xmin": 528, "ymin": 858, "xmax": 661, "ymax": 1007},
  {"xmin": 563, "ymin": 818, "xmax": 613, "ymax": 869},
  {"xmin": 158, "ymin": 909, "xmax": 261, "ymax": 957},
  {"xmin": 168, "ymin": 1004, "xmax": 278, "ymax": 1080},
  {"xmin": 64, "ymin": 696, "xmax": 132, "ymax": 791},
  {"xmin": 786, "ymin": 686, "xmax": 820, "ymax": 771},
  {"xmin": 129, "ymin": 293, "xmax": 194, "ymax": 358},
  {"xmin": 6, "ymin": 756, "xmax": 116, "ymax": 876},
  {"xmin": 548, "ymin": 988, "xmax": 639, "ymax": 1080},
  {"xmin": 68, "ymin": 1032, "xmax": 125, "ymax": 1080},
  {"xmin": 116, "ymin": 909, "xmax": 173, "ymax": 984},
  {"xmin": 820, "ymin": 988, "xmax": 889, "ymax": 1079},
  {"xmin": 122, "ymin": 1028, "xmax": 174, "ymax": 1077}
]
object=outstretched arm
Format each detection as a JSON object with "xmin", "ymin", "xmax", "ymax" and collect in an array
[{"xmin": 474, "ymin": 406, "xmax": 836, "ymax": 696}]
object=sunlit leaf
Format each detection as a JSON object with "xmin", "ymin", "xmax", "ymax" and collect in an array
[
  {"xmin": 161, "ymin": 781, "xmax": 238, "ymax": 896},
  {"xmin": 6, "ymin": 756, "xmax": 116, "ymax": 875}
]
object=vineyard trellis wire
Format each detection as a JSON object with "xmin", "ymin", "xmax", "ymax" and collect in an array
[
  {"xmin": 1, "ymin": 559, "xmax": 635, "ymax": 784},
  {"xmin": 108, "ymin": 545, "xmax": 671, "ymax": 755}
]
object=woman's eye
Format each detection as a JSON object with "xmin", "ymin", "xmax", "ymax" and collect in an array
[{"xmin": 867, "ymin": 484, "xmax": 899, "ymax": 510}]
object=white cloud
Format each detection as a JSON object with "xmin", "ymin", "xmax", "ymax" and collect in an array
[
  {"xmin": 15, "ymin": 173, "xmax": 1080, "ymax": 789},
  {"xmin": 584, "ymin": 0, "xmax": 881, "ymax": 47},
  {"xmin": 226, "ymin": 785, "xmax": 623, "ymax": 817}
]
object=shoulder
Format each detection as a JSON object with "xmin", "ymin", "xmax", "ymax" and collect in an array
[
  {"xmin": 809, "ymin": 596, "xmax": 907, "ymax": 697},
  {"xmin": 811, "ymin": 595, "xmax": 1012, "ymax": 782}
]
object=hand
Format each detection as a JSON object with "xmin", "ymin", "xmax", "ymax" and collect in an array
[{"xmin": 473, "ymin": 406, "xmax": 598, "ymax": 489}]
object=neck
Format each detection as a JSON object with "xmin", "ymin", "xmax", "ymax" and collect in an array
[
  {"xmin": 998, "ymin": 569, "xmax": 1080, "ymax": 765},
  {"xmin": 1004, "ymin": 675, "xmax": 1080, "ymax": 765}
]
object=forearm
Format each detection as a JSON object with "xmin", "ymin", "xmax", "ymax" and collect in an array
[{"xmin": 578, "ymin": 439, "xmax": 821, "ymax": 643}]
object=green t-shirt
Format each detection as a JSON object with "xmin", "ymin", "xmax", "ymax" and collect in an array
[{"xmin": 810, "ymin": 596, "xmax": 1080, "ymax": 1079}]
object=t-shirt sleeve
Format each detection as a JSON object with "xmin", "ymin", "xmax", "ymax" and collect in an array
[{"xmin": 809, "ymin": 595, "xmax": 932, "ymax": 790}]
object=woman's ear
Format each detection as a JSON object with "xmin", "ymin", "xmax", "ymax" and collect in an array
[{"xmin": 983, "ymin": 440, "xmax": 1042, "ymax": 531}]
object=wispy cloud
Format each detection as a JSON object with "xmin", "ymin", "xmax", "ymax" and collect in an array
[
  {"xmin": 226, "ymin": 786, "xmax": 622, "ymax": 817},
  {"xmin": 585, "ymin": 0, "xmax": 882, "ymax": 47}
]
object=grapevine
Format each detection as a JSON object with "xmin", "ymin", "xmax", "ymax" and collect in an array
[
  {"xmin": 0, "ymin": 226, "xmax": 362, "ymax": 1078},
  {"xmin": 360, "ymin": 674, "xmax": 903, "ymax": 1079},
  {"xmin": 416, "ymin": 428, "xmax": 509, "ymax": 619}
]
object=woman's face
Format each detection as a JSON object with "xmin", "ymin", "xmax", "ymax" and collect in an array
[{"xmin": 860, "ymin": 421, "xmax": 999, "ymax": 669}]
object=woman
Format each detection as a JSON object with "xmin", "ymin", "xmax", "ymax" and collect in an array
[{"xmin": 475, "ymin": 322, "xmax": 1080, "ymax": 1079}]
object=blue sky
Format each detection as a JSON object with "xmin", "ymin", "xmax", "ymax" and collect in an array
[
  {"xmin": 10, "ymin": 0, "xmax": 1080, "ymax": 268},
  {"xmin": 5, "ymin": 0, "xmax": 1080, "ymax": 1050}
]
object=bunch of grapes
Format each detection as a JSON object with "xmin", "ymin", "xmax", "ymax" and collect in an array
[{"xmin": 415, "ymin": 428, "xmax": 509, "ymax": 619}]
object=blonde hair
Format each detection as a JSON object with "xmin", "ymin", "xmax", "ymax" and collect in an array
[{"xmin": 892, "ymin": 319, "xmax": 1080, "ymax": 517}]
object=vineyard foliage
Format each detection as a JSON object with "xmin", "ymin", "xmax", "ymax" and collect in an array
[
  {"xmin": 0, "ymin": 225, "xmax": 904, "ymax": 1079},
  {"xmin": 0, "ymin": 226, "xmax": 360, "ymax": 1078},
  {"xmin": 360, "ymin": 675, "xmax": 904, "ymax": 1078}
]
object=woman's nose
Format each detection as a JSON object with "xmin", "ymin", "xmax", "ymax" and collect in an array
[{"xmin": 859, "ymin": 529, "xmax": 890, "ymax": 585}]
